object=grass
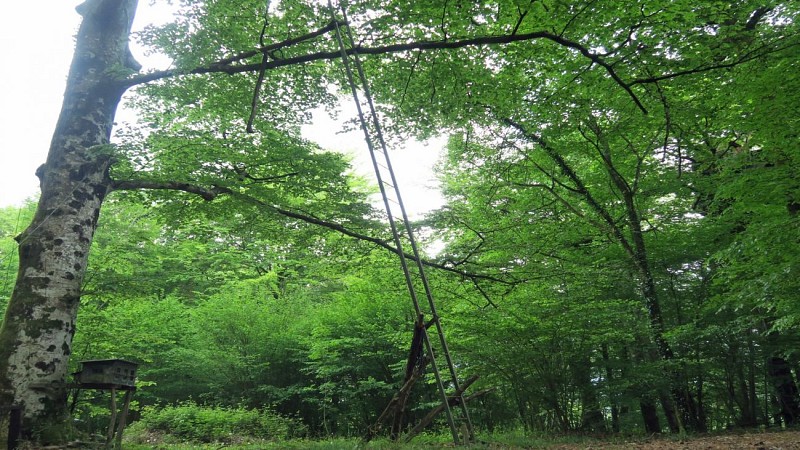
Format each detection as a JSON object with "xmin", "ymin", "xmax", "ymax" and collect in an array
[{"xmin": 121, "ymin": 430, "xmax": 614, "ymax": 449}]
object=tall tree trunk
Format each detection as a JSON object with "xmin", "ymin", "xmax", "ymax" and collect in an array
[
  {"xmin": 0, "ymin": 0, "xmax": 138, "ymax": 439},
  {"xmin": 601, "ymin": 344, "xmax": 620, "ymax": 433},
  {"xmin": 767, "ymin": 356, "xmax": 800, "ymax": 426},
  {"xmin": 639, "ymin": 398, "xmax": 661, "ymax": 433},
  {"xmin": 508, "ymin": 117, "xmax": 689, "ymax": 432},
  {"xmin": 746, "ymin": 339, "xmax": 757, "ymax": 427},
  {"xmin": 585, "ymin": 116, "xmax": 705, "ymax": 433},
  {"xmin": 736, "ymin": 341, "xmax": 758, "ymax": 427},
  {"xmin": 574, "ymin": 355, "xmax": 606, "ymax": 432}
]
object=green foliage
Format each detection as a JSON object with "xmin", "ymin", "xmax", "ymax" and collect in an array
[
  {"xmin": 300, "ymin": 259, "xmax": 417, "ymax": 435},
  {"xmin": 0, "ymin": 201, "xmax": 35, "ymax": 321},
  {"xmin": 56, "ymin": 0, "xmax": 800, "ymax": 440},
  {"xmin": 128, "ymin": 401, "xmax": 302, "ymax": 444}
]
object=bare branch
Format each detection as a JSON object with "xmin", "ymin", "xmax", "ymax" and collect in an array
[
  {"xmin": 124, "ymin": 29, "xmax": 646, "ymax": 113},
  {"xmin": 110, "ymin": 180, "xmax": 229, "ymax": 200}
]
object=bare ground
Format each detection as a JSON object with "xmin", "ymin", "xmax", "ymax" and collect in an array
[{"xmin": 547, "ymin": 430, "xmax": 800, "ymax": 450}]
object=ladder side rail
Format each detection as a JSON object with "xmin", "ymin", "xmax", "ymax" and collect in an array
[
  {"xmin": 337, "ymin": 2, "xmax": 447, "ymax": 332},
  {"xmin": 327, "ymin": 10, "xmax": 422, "ymax": 319},
  {"xmin": 338, "ymin": 7, "xmax": 475, "ymax": 436},
  {"xmin": 332, "ymin": 3, "xmax": 472, "ymax": 441},
  {"xmin": 328, "ymin": 8, "xmax": 461, "ymax": 443}
]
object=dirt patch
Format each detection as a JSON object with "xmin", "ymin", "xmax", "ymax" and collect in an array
[{"xmin": 549, "ymin": 430, "xmax": 800, "ymax": 449}]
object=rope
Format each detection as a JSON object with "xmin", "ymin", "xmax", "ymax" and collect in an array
[{"xmin": 1, "ymin": 204, "xmax": 26, "ymax": 295}]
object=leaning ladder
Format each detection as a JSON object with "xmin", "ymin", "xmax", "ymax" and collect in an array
[{"xmin": 326, "ymin": 2, "xmax": 475, "ymax": 444}]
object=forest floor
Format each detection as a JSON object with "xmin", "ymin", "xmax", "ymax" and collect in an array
[
  {"xmin": 542, "ymin": 429, "xmax": 800, "ymax": 449},
  {"xmin": 115, "ymin": 429, "xmax": 800, "ymax": 449}
]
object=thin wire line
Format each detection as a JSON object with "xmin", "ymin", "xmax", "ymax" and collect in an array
[
  {"xmin": 1, "ymin": 204, "xmax": 26, "ymax": 296},
  {"xmin": 0, "ymin": 180, "xmax": 88, "ymax": 295}
]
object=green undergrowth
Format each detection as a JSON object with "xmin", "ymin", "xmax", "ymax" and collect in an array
[
  {"xmin": 123, "ymin": 401, "xmax": 305, "ymax": 446},
  {"xmin": 122, "ymin": 403, "xmax": 630, "ymax": 448},
  {"xmin": 123, "ymin": 425, "xmax": 611, "ymax": 449}
]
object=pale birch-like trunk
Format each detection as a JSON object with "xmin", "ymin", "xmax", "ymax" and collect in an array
[{"xmin": 0, "ymin": 0, "xmax": 139, "ymax": 439}]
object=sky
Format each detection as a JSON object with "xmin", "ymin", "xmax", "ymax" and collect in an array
[
  {"xmin": 0, "ymin": 2, "xmax": 82, "ymax": 206},
  {"xmin": 0, "ymin": 1, "xmax": 444, "ymax": 216}
]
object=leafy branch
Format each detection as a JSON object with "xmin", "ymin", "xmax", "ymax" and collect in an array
[
  {"xmin": 110, "ymin": 178, "xmax": 519, "ymax": 286},
  {"xmin": 628, "ymin": 37, "xmax": 800, "ymax": 86},
  {"xmin": 122, "ymin": 12, "xmax": 796, "ymax": 119},
  {"xmin": 124, "ymin": 24, "xmax": 647, "ymax": 113}
]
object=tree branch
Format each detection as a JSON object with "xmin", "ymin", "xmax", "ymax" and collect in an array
[
  {"xmin": 124, "ymin": 29, "xmax": 645, "ymax": 112},
  {"xmin": 745, "ymin": 6, "xmax": 773, "ymax": 31},
  {"xmin": 110, "ymin": 180, "xmax": 229, "ymax": 200},
  {"xmin": 503, "ymin": 117, "xmax": 639, "ymax": 261},
  {"xmin": 628, "ymin": 39, "xmax": 799, "ymax": 85},
  {"xmin": 110, "ymin": 178, "xmax": 517, "ymax": 285},
  {"xmin": 257, "ymin": 198, "xmax": 519, "ymax": 286}
]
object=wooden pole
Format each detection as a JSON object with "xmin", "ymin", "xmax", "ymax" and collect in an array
[
  {"xmin": 403, "ymin": 387, "xmax": 494, "ymax": 443},
  {"xmin": 364, "ymin": 364, "xmax": 425, "ymax": 441},
  {"xmin": 114, "ymin": 390, "xmax": 134, "ymax": 449},
  {"xmin": 364, "ymin": 317, "xmax": 428, "ymax": 442},
  {"xmin": 106, "ymin": 387, "xmax": 118, "ymax": 447},
  {"xmin": 7, "ymin": 406, "xmax": 22, "ymax": 450},
  {"xmin": 402, "ymin": 376, "xmax": 482, "ymax": 443}
]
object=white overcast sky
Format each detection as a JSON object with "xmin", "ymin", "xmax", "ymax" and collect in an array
[{"xmin": 0, "ymin": 1, "xmax": 444, "ymax": 216}]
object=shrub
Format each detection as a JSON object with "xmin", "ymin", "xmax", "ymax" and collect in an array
[{"xmin": 131, "ymin": 402, "xmax": 303, "ymax": 444}]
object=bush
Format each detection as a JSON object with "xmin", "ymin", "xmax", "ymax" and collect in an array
[{"xmin": 130, "ymin": 402, "xmax": 303, "ymax": 444}]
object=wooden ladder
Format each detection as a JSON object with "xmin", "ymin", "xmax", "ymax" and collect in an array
[{"xmin": 327, "ymin": 1, "xmax": 475, "ymax": 444}]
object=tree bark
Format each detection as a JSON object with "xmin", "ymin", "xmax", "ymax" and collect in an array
[
  {"xmin": 575, "ymin": 355, "xmax": 605, "ymax": 432},
  {"xmin": 0, "ymin": 0, "xmax": 139, "ymax": 439},
  {"xmin": 767, "ymin": 356, "xmax": 800, "ymax": 426},
  {"xmin": 640, "ymin": 398, "xmax": 661, "ymax": 433},
  {"xmin": 601, "ymin": 344, "xmax": 621, "ymax": 433}
]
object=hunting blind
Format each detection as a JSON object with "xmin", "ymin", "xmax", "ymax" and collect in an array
[{"xmin": 74, "ymin": 359, "xmax": 138, "ymax": 389}]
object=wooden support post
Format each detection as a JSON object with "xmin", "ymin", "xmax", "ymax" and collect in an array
[
  {"xmin": 364, "ymin": 317, "xmax": 429, "ymax": 442},
  {"xmin": 114, "ymin": 390, "xmax": 134, "ymax": 449},
  {"xmin": 365, "ymin": 373, "xmax": 414, "ymax": 441},
  {"xmin": 7, "ymin": 406, "xmax": 22, "ymax": 450},
  {"xmin": 403, "ymin": 387, "xmax": 494, "ymax": 443},
  {"xmin": 403, "ymin": 375, "xmax": 481, "ymax": 443},
  {"xmin": 106, "ymin": 387, "xmax": 118, "ymax": 447}
]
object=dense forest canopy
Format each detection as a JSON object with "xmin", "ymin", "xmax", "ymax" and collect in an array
[{"xmin": 0, "ymin": 0, "xmax": 798, "ymax": 445}]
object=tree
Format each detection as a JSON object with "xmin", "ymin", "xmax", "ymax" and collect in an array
[
  {"xmin": 424, "ymin": 2, "xmax": 798, "ymax": 432},
  {"xmin": 1, "ymin": 0, "xmax": 796, "ymax": 441}
]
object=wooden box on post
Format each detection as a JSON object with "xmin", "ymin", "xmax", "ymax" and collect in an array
[
  {"xmin": 74, "ymin": 359, "xmax": 138, "ymax": 389},
  {"xmin": 72, "ymin": 359, "xmax": 139, "ymax": 449}
]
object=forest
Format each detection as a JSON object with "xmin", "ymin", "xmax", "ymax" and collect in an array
[{"xmin": 0, "ymin": 0, "xmax": 799, "ymax": 447}]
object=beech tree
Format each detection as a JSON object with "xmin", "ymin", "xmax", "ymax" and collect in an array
[{"xmin": 0, "ymin": 0, "xmax": 796, "ymax": 442}]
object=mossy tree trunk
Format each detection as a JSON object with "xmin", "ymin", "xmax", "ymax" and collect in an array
[{"xmin": 0, "ymin": 0, "xmax": 139, "ymax": 439}]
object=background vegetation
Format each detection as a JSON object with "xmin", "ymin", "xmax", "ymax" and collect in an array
[{"xmin": 1, "ymin": 0, "xmax": 798, "ymax": 446}]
